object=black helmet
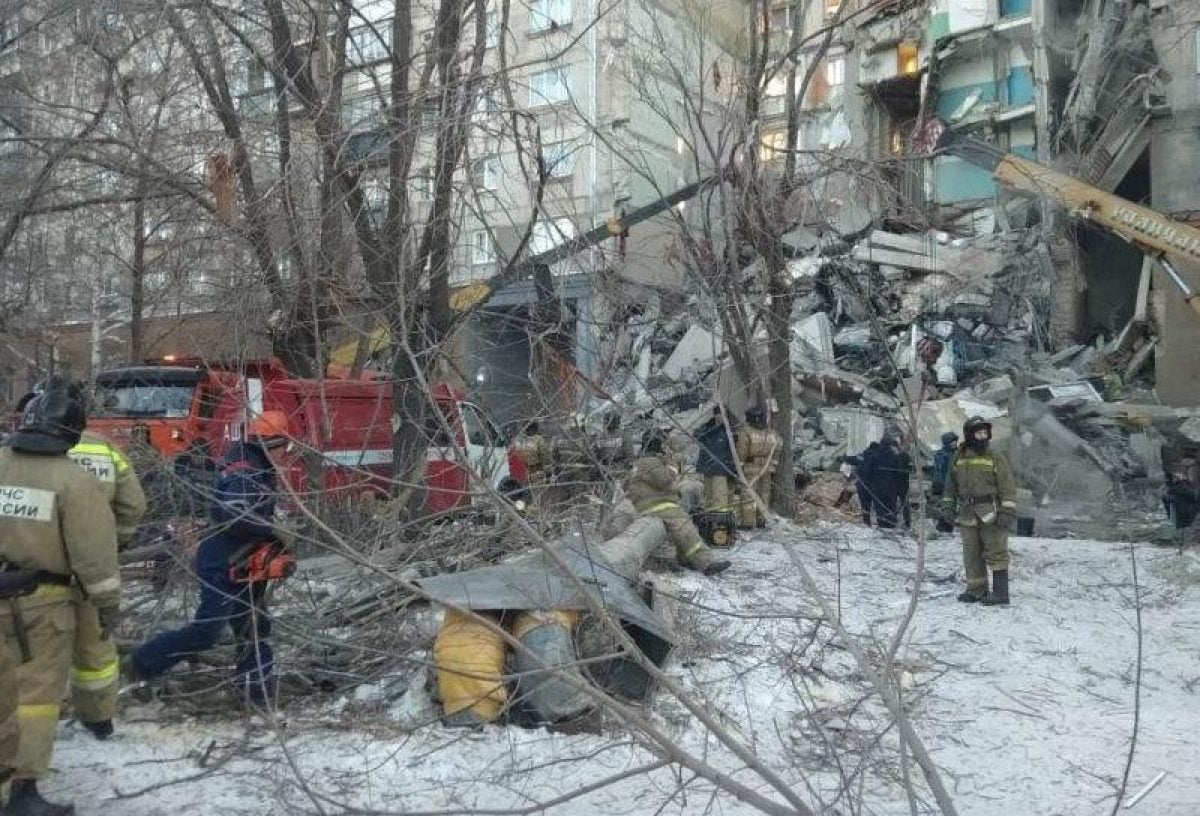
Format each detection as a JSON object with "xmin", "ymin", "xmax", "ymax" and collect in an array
[
  {"xmin": 641, "ymin": 427, "xmax": 666, "ymax": 454},
  {"xmin": 744, "ymin": 405, "xmax": 766, "ymax": 427},
  {"xmin": 962, "ymin": 415, "xmax": 992, "ymax": 440},
  {"xmin": 940, "ymin": 431, "xmax": 960, "ymax": 447},
  {"xmin": 10, "ymin": 377, "xmax": 87, "ymax": 454}
]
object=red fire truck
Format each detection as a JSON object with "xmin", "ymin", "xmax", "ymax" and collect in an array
[{"xmin": 87, "ymin": 358, "xmax": 527, "ymax": 514}]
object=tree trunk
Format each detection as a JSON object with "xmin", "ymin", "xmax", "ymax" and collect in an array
[
  {"xmin": 766, "ymin": 276, "xmax": 795, "ymax": 514},
  {"xmin": 390, "ymin": 324, "xmax": 432, "ymax": 516}
]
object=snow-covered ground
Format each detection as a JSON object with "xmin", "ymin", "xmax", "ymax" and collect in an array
[{"xmin": 46, "ymin": 524, "xmax": 1200, "ymax": 814}]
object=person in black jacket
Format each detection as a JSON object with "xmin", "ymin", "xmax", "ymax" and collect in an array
[
  {"xmin": 695, "ymin": 406, "xmax": 738, "ymax": 513},
  {"xmin": 868, "ymin": 433, "xmax": 907, "ymax": 529},
  {"xmin": 851, "ymin": 442, "xmax": 881, "ymax": 526}
]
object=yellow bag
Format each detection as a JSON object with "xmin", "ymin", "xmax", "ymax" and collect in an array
[{"xmin": 434, "ymin": 609, "xmax": 508, "ymax": 722}]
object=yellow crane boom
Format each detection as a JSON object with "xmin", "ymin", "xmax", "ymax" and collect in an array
[{"xmin": 931, "ymin": 123, "xmax": 1200, "ymax": 318}]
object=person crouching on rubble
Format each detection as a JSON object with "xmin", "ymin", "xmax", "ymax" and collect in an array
[
  {"xmin": 129, "ymin": 411, "xmax": 294, "ymax": 708},
  {"xmin": 624, "ymin": 429, "xmax": 731, "ymax": 575},
  {"xmin": 943, "ymin": 416, "xmax": 1018, "ymax": 606}
]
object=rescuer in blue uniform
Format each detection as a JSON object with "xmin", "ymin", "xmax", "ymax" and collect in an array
[{"xmin": 129, "ymin": 411, "xmax": 289, "ymax": 706}]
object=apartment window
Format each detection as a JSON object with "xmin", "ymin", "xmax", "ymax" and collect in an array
[
  {"xmin": 530, "ymin": 0, "xmax": 571, "ymax": 33},
  {"xmin": 421, "ymin": 96, "xmax": 442, "ymax": 126},
  {"xmin": 364, "ymin": 180, "xmax": 387, "ymax": 223},
  {"xmin": 825, "ymin": 55, "xmax": 845, "ymax": 88},
  {"xmin": 898, "ymin": 42, "xmax": 920, "ymax": 76},
  {"xmin": 486, "ymin": 9, "xmax": 501, "ymax": 48},
  {"xmin": 349, "ymin": 21, "xmax": 392, "ymax": 64},
  {"xmin": 529, "ymin": 67, "xmax": 571, "ymax": 107},
  {"xmin": 542, "ymin": 141, "xmax": 575, "ymax": 178},
  {"xmin": 412, "ymin": 167, "xmax": 433, "ymax": 199},
  {"xmin": 531, "ymin": 217, "xmax": 576, "ymax": 254},
  {"xmin": 769, "ymin": 5, "xmax": 791, "ymax": 35},
  {"xmin": 474, "ymin": 90, "xmax": 499, "ymax": 122},
  {"xmin": 807, "ymin": 53, "xmax": 845, "ymax": 107},
  {"xmin": 471, "ymin": 229, "xmax": 496, "ymax": 265},
  {"xmin": 343, "ymin": 94, "xmax": 382, "ymax": 128},
  {"xmin": 472, "ymin": 155, "xmax": 499, "ymax": 191},
  {"xmin": 759, "ymin": 129, "xmax": 787, "ymax": 162},
  {"xmin": 824, "ymin": 0, "xmax": 841, "ymax": 18}
]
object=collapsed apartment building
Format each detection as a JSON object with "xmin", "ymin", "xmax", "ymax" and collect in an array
[{"xmin": 569, "ymin": 0, "xmax": 1200, "ymax": 537}]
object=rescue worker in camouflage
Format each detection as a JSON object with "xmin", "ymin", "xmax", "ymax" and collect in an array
[
  {"xmin": 735, "ymin": 405, "xmax": 780, "ymax": 528},
  {"xmin": 0, "ymin": 629, "xmax": 14, "ymax": 795},
  {"xmin": 694, "ymin": 406, "xmax": 737, "ymax": 515},
  {"xmin": 13, "ymin": 390, "xmax": 148, "ymax": 743},
  {"xmin": 944, "ymin": 416, "xmax": 1018, "ymax": 606},
  {"xmin": 624, "ymin": 429, "xmax": 731, "ymax": 576},
  {"xmin": 512, "ymin": 421, "xmax": 550, "ymax": 507},
  {"xmin": 0, "ymin": 378, "xmax": 120, "ymax": 815},
  {"xmin": 66, "ymin": 429, "xmax": 146, "ymax": 739}
]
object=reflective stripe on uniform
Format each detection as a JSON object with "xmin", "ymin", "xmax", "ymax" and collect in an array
[
  {"xmin": 83, "ymin": 576, "xmax": 119, "ymax": 597},
  {"xmin": 17, "ymin": 704, "xmax": 58, "ymax": 719},
  {"xmin": 1001, "ymin": 500, "xmax": 1018, "ymax": 509},
  {"xmin": 954, "ymin": 457, "xmax": 996, "ymax": 469},
  {"xmin": 31, "ymin": 585, "xmax": 71, "ymax": 600},
  {"xmin": 72, "ymin": 659, "xmax": 119, "ymax": 691},
  {"xmin": 72, "ymin": 441, "xmax": 132, "ymax": 475},
  {"xmin": 681, "ymin": 541, "xmax": 704, "ymax": 558},
  {"xmin": 641, "ymin": 501, "xmax": 679, "ymax": 514}
]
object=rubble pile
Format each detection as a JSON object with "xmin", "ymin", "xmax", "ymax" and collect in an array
[{"xmin": 589, "ymin": 219, "xmax": 1190, "ymax": 535}]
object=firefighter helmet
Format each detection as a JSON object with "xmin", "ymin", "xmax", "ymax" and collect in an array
[
  {"xmin": 11, "ymin": 377, "xmax": 87, "ymax": 454},
  {"xmin": 962, "ymin": 416, "xmax": 992, "ymax": 441}
]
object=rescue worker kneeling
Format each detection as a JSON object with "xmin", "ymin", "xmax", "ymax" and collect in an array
[
  {"xmin": 130, "ymin": 411, "xmax": 293, "ymax": 707},
  {"xmin": 0, "ymin": 378, "xmax": 121, "ymax": 815},
  {"xmin": 944, "ymin": 416, "xmax": 1017, "ymax": 606},
  {"xmin": 624, "ymin": 429, "xmax": 731, "ymax": 576}
]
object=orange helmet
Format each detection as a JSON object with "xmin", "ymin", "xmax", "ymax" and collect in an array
[{"xmin": 248, "ymin": 410, "xmax": 290, "ymax": 447}]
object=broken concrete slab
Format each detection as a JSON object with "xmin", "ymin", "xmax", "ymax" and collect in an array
[
  {"xmin": 819, "ymin": 407, "xmax": 887, "ymax": 455},
  {"xmin": 834, "ymin": 326, "xmax": 873, "ymax": 349},
  {"xmin": 662, "ymin": 325, "xmax": 722, "ymax": 380},
  {"xmin": 971, "ymin": 375, "xmax": 1015, "ymax": 404},
  {"xmin": 1027, "ymin": 381, "xmax": 1104, "ymax": 404},
  {"xmin": 792, "ymin": 312, "xmax": 835, "ymax": 363}
]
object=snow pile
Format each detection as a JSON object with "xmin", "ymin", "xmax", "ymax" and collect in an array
[{"xmin": 47, "ymin": 525, "xmax": 1200, "ymax": 814}]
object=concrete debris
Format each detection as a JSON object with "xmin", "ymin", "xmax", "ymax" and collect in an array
[{"xmin": 661, "ymin": 325, "xmax": 722, "ymax": 381}]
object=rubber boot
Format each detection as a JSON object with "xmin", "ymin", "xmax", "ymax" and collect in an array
[
  {"xmin": 956, "ymin": 588, "xmax": 984, "ymax": 603},
  {"xmin": 82, "ymin": 719, "xmax": 113, "ymax": 741},
  {"xmin": 981, "ymin": 570, "xmax": 1009, "ymax": 606},
  {"xmin": 1, "ymin": 779, "xmax": 75, "ymax": 815}
]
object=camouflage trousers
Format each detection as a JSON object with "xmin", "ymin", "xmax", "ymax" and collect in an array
[{"xmin": 960, "ymin": 522, "xmax": 1009, "ymax": 592}]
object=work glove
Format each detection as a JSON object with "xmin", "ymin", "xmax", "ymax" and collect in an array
[
  {"xmin": 996, "ymin": 511, "xmax": 1016, "ymax": 531},
  {"xmin": 97, "ymin": 605, "xmax": 122, "ymax": 640}
]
